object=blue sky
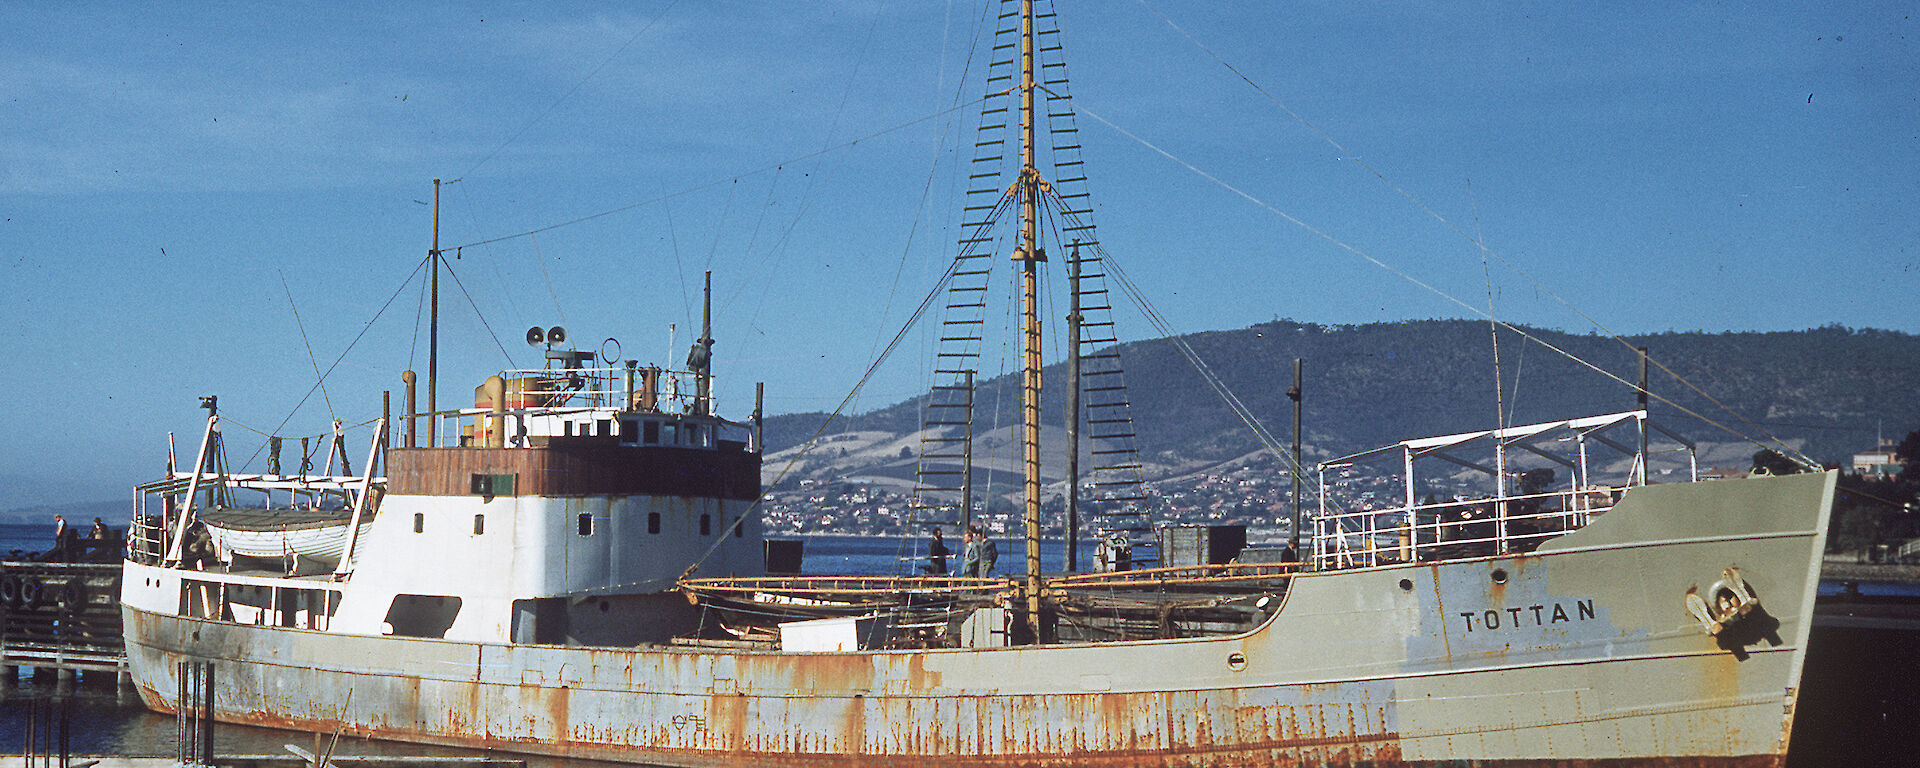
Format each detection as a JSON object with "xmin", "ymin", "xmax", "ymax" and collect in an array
[{"xmin": 2, "ymin": 1, "xmax": 1915, "ymax": 509}]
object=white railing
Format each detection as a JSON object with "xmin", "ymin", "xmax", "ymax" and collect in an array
[
  {"xmin": 491, "ymin": 365, "xmax": 713, "ymax": 413},
  {"xmin": 1311, "ymin": 486, "xmax": 1623, "ymax": 569},
  {"xmin": 428, "ymin": 364, "xmax": 723, "ymax": 448},
  {"xmin": 1309, "ymin": 411, "xmax": 1688, "ymax": 571}
]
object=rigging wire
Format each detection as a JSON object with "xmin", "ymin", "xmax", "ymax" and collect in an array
[
  {"xmin": 457, "ymin": 1, "xmax": 685, "ymax": 181},
  {"xmin": 683, "ymin": 255, "xmax": 972, "ymax": 574},
  {"xmin": 447, "ymin": 96, "xmax": 993, "ymax": 252},
  {"xmin": 1094, "ymin": 238, "xmax": 1288, "ymax": 464},
  {"xmin": 1059, "ymin": 97, "xmax": 1813, "ymax": 469},
  {"xmin": 736, "ymin": 1, "xmax": 890, "ymax": 350},
  {"xmin": 1470, "ymin": 180, "xmax": 1509, "ymax": 439},
  {"xmin": 1135, "ymin": 0, "xmax": 1817, "ymax": 469},
  {"xmin": 726, "ymin": 165, "xmax": 785, "ymax": 310},
  {"xmin": 237, "ymin": 256, "xmax": 430, "ymax": 473},
  {"xmin": 220, "ymin": 415, "xmax": 383, "ymax": 445},
  {"xmin": 408, "ymin": 253, "xmax": 430, "ymax": 372},
  {"xmin": 703, "ymin": 179, "xmax": 739, "ymax": 276},
  {"xmin": 529, "ymin": 233, "xmax": 568, "ymax": 329},
  {"xmin": 662, "ymin": 192, "xmax": 690, "ymax": 330},
  {"xmin": 867, "ymin": 0, "xmax": 995, "ymax": 430},
  {"xmin": 438, "ymin": 252, "xmax": 518, "ymax": 369},
  {"xmin": 280, "ymin": 272, "xmax": 337, "ymax": 424}
]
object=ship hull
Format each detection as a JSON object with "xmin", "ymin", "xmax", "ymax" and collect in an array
[{"xmin": 123, "ymin": 472, "xmax": 1834, "ymax": 767}]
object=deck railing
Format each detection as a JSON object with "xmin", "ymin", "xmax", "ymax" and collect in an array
[
  {"xmin": 1309, "ymin": 411, "xmax": 1690, "ymax": 571},
  {"xmin": 1310, "ymin": 486, "xmax": 1622, "ymax": 569}
]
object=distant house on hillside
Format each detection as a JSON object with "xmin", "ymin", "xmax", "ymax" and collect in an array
[{"xmin": 1852, "ymin": 438, "xmax": 1901, "ymax": 478}]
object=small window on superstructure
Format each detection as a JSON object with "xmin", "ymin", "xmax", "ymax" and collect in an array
[
  {"xmin": 700, "ymin": 513, "xmax": 711, "ymax": 536},
  {"xmin": 647, "ymin": 512, "xmax": 661, "ymax": 535},
  {"xmin": 733, "ymin": 518, "xmax": 744, "ymax": 538},
  {"xmin": 578, "ymin": 513, "xmax": 593, "ymax": 536},
  {"xmin": 643, "ymin": 421, "xmax": 660, "ymax": 444},
  {"xmin": 473, "ymin": 514, "xmax": 485, "ymax": 535},
  {"xmin": 663, "ymin": 423, "xmax": 679, "ymax": 445},
  {"xmin": 620, "ymin": 421, "xmax": 639, "ymax": 444},
  {"xmin": 598, "ymin": 419, "xmax": 612, "ymax": 437},
  {"xmin": 563, "ymin": 421, "xmax": 573, "ymax": 437},
  {"xmin": 413, "ymin": 513, "xmax": 424, "ymax": 534}
]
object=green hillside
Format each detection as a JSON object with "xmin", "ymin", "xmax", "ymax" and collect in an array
[{"xmin": 765, "ymin": 320, "xmax": 1920, "ymax": 469}]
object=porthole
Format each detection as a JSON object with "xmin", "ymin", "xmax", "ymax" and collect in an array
[
  {"xmin": 1398, "ymin": 578, "xmax": 1414, "ymax": 591},
  {"xmin": 1491, "ymin": 569, "xmax": 1508, "ymax": 584},
  {"xmin": 1226, "ymin": 652, "xmax": 1248, "ymax": 671}
]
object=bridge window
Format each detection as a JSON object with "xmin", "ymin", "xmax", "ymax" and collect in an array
[
  {"xmin": 643, "ymin": 421, "xmax": 660, "ymax": 444},
  {"xmin": 470, "ymin": 473, "xmax": 514, "ymax": 498}
]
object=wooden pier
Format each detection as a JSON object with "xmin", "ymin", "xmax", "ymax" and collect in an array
[{"xmin": 0, "ymin": 561, "xmax": 127, "ymax": 685}]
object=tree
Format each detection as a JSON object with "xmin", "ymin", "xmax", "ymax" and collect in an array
[
  {"xmin": 1896, "ymin": 429, "xmax": 1920, "ymax": 484},
  {"xmin": 1751, "ymin": 449, "xmax": 1806, "ymax": 476}
]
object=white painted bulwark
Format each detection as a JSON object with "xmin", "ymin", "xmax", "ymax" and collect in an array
[{"xmin": 777, "ymin": 614, "xmax": 894, "ymax": 652}]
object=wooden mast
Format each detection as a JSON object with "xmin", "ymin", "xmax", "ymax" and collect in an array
[
  {"xmin": 1016, "ymin": 0, "xmax": 1046, "ymax": 641},
  {"xmin": 1065, "ymin": 246, "xmax": 1082, "ymax": 573}
]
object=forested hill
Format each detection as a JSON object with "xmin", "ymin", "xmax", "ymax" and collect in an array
[{"xmin": 763, "ymin": 321, "xmax": 1920, "ymax": 471}]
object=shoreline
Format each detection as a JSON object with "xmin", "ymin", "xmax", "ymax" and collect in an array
[{"xmin": 1821, "ymin": 560, "xmax": 1920, "ymax": 584}]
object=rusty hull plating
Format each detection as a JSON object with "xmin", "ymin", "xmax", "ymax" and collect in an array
[{"xmin": 123, "ymin": 471, "xmax": 1833, "ymax": 768}]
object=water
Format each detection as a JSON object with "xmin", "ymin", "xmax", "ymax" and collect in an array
[
  {"xmin": 789, "ymin": 533, "xmax": 1101, "ymax": 576},
  {"xmin": 1, "ymin": 523, "xmax": 58, "ymax": 561}
]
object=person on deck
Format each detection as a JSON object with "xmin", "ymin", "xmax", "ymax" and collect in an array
[
  {"xmin": 974, "ymin": 524, "xmax": 998, "ymax": 577},
  {"xmin": 42, "ymin": 515, "xmax": 73, "ymax": 562},
  {"xmin": 924, "ymin": 527, "xmax": 949, "ymax": 575},
  {"xmin": 88, "ymin": 517, "xmax": 111, "ymax": 560}
]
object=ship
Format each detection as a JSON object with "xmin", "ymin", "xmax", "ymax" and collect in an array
[{"xmin": 122, "ymin": 1, "xmax": 1837, "ymax": 765}]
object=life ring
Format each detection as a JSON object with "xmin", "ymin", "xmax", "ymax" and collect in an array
[
  {"xmin": 20, "ymin": 577, "xmax": 44, "ymax": 609},
  {"xmin": 0, "ymin": 575, "xmax": 19, "ymax": 607}
]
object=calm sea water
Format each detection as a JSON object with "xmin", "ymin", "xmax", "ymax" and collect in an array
[{"xmin": 2, "ymin": 524, "xmax": 1914, "ymax": 765}]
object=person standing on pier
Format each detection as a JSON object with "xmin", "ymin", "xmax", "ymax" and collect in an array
[{"xmin": 43, "ymin": 514, "xmax": 77, "ymax": 562}]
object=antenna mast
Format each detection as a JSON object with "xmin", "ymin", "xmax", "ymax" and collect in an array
[
  {"xmin": 691, "ymin": 271, "xmax": 715, "ymax": 416},
  {"xmin": 428, "ymin": 178, "xmax": 441, "ymax": 448}
]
